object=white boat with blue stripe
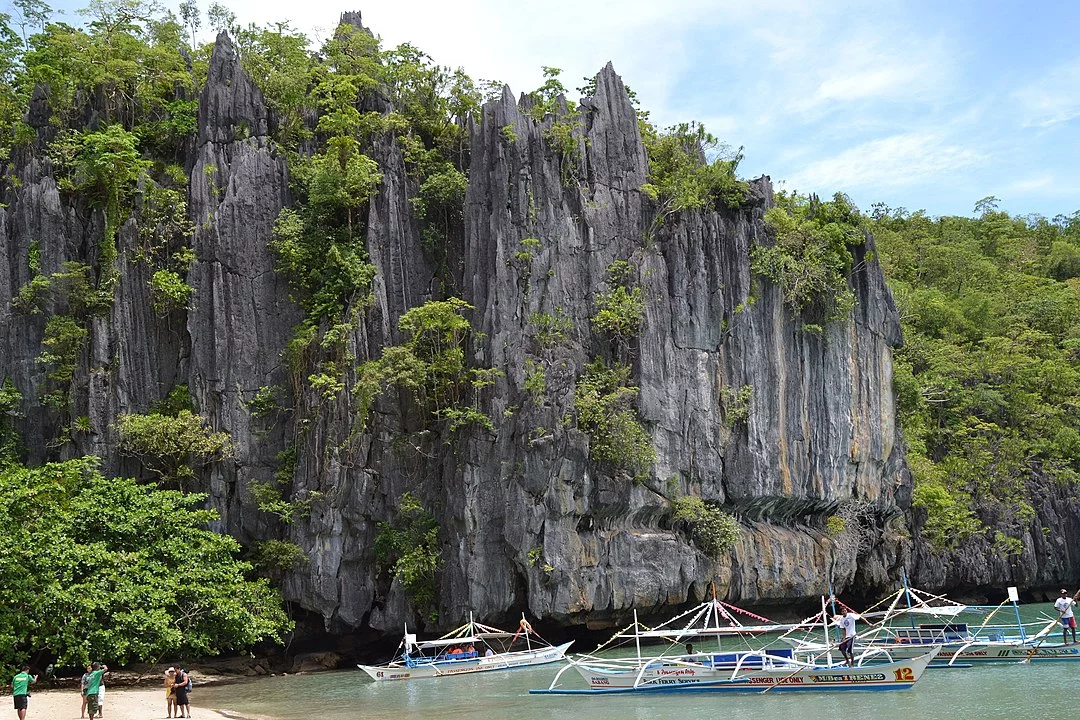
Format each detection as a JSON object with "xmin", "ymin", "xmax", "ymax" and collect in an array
[{"xmin": 359, "ymin": 614, "xmax": 572, "ymax": 681}]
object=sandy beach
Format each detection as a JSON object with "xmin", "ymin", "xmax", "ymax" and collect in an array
[{"xmin": 9, "ymin": 686, "xmax": 273, "ymax": 720}]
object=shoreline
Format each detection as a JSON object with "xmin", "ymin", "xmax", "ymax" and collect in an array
[{"xmin": 5, "ymin": 686, "xmax": 278, "ymax": 720}]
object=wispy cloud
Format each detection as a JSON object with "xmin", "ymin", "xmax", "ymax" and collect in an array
[
  {"xmin": 1013, "ymin": 61, "xmax": 1080, "ymax": 128},
  {"xmin": 1006, "ymin": 175, "xmax": 1055, "ymax": 193},
  {"xmin": 785, "ymin": 133, "xmax": 984, "ymax": 192}
]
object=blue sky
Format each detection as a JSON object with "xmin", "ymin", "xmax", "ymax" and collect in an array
[{"xmin": 38, "ymin": 0, "xmax": 1080, "ymax": 218}]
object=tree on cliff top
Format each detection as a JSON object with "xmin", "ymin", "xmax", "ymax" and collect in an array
[{"xmin": 0, "ymin": 456, "xmax": 292, "ymax": 675}]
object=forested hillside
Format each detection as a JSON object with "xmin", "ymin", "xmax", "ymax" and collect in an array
[
  {"xmin": 871, "ymin": 205, "xmax": 1080, "ymax": 571},
  {"xmin": 0, "ymin": 0, "xmax": 1077, "ymax": 672}
]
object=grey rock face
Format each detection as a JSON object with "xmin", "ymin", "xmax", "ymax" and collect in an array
[
  {"xmin": 187, "ymin": 32, "xmax": 298, "ymax": 542},
  {"xmin": 440, "ymin": 62, "xmax": 908, "ymax": 623}
]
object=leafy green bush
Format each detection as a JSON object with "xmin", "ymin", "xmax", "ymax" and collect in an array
[
  {"xmin": 754, "ymin": 192, "xmax": 862, "ymax": 319},
  {"xmin": 0, "ymin": 378, "xmax": 22, "ymax": 460},
  {"xmin": 641, "ymin": 121, "xmax": 748, "ymax": 238},
  {"xmin": 672, "ymin": 496, "xmax": 741, "ymax": 557},
  {"xmin": 38, "ymin": 315, "xmax": 87, "ymax": 385},
  {"xmin": 249, "ymin": 539, "xmax": 309, "ymax": 577},
  {"xmin": 149, "ymin": 269, "xmax": 194, "ymax": 314},
  {"xmin": 524, "ymin": 359, "xmax": 546, "ymax": 401},
  {"xmin": 151, "ymin": 385, "xmax": 195, "ymax": 416},
  {"xmin": 574, "ymin": 359, "xmax": 656, "ymax": 479},
  {"xmin": 246, "ymin": 474, "xmax": 320, "ymax": 523},
  {"xmin": 116, "ymin": 410, "xmax": 232, "ymax": 488},
  {"xmin": 375, "ymin": 492, "xmax": 442, "ymax": 615},
  {"xmin": 722, "ymin": 385, "xmax": 753, "ymax": 427},
  {"xmin": 529, "ymin": 308, "xmax": 573, "ymax": 348},
  {"xmin": 248, "ymin": 385, "xmax": 284, "ymax": 420},
  {"xmin": 13, "ymin": 261, "xmax": 113, "ymax": 317},
  {"xmin": 0, "ymin": 457, "xmax": 291, "ymax": 674},
  {"xmin": 911, "ymin": 480, "xmax": 981, "ymax": 550},
  {"xmin": 592, "ymin": 260, "xmax": 645, "ymax": 343},
  {"xmin": 355, "ymin": 299, "xmax": 497, "ymax": 434}
]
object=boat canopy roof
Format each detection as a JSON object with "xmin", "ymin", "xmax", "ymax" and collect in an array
[
  {"xmin": 633, "ymin": 623, "xmax": 806, "ymax": 639},
  {"xmin": 413, "ymin": 636, "xmax": 480, "ymax": 648},
  {"xmin": 862, "ymin": 605, "xmax": 967, "ymax": 619}
]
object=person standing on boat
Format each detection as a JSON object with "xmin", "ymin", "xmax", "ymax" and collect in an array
[
  {"xmin": 1055, "ymin": 588, "xmax": 1077, "ymax": 645},
  {"xmin": 833, "ymin": 611, "xmax": 859, "ymax": 666}
]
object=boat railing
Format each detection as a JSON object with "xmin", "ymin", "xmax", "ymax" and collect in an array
[
  {"xmin": 852, "ymin": 646, "xmax": 894, "ymax": 665},
  {"xmin": 725, "ymin": 649, "xmax": 821, "ymax": 680}
]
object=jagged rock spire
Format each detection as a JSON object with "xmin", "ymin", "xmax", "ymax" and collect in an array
[{"xmin": 198, "ymin": 31, "xmax": 270, "ymax": 144}]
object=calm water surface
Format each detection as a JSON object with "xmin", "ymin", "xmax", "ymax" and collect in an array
[{"xmin": 196, "ymin": 655, "xmax": 1077, "ymax": 719}]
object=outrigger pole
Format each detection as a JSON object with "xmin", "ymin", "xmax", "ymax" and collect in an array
[
  {"xmin": 821, "ymin": 596, "xmax": 833, "ymax": 665},
  {"xmin": 633, "ymin": 609, "xmax": 642, "ymax": 664},
  {"xmin": 1007, "ymin": 587, "xmax": 1025, "ymax": 642},
  {"xmin": 828, "ymin": 579, "xmax": 840, "ymax": 643},
  {"xmin": 711, "ymin": 583, "xmax": 723, "ymax": 652},
  {"xmin": 901, "ymin": 568, "xmax": 916, "ymax": 628}
]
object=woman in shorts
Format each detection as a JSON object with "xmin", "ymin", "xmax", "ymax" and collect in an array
[
  {"xmin": 80, "ymin": 664, "xmax": 92, "ymax": 718},
  {"xmin": 164, "ymin": 668, "xmax": 177, "ymax": 718}
]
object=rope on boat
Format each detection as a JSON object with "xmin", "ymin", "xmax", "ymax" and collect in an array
[{"xmin": 718, "ymin": 601, "xmax": 773, "ymax": 624}]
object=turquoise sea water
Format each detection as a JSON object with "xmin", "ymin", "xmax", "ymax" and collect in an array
[
  {"xmin": 195, "ymin": 600, "xmax": 1077, "ymax": 719},
  {"xmin": 196, "ymin": 647, "xmax": 1077, "ymax": 719}
]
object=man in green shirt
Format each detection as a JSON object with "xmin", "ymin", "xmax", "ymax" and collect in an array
[
  {"xmin": 84, "ymin": 662, "xmax": 107, "ymax": 719},
  {"xmin": 12, "ymin": 665, "xmax": 37, "ymax": 720}
]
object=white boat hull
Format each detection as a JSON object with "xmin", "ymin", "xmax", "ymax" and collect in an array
[
  {"xmin": 359, "ymin": 641, "xmax": 573, "ymax": 681},
  {"xmin": 568, "ymin": 649, "xmax": 937, "ymax": 693},
  {"xmin": 793, "ymin": 640, "xmax": 1080, "ymax": 664}
]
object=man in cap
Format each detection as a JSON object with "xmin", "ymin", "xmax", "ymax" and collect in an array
[{"xmin": 1055, "ymin": 588, "xmax": 1077, "ymax": 645}]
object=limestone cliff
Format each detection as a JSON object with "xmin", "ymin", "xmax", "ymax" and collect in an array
[{"xmin": 1, "ymin": 18, "xmax": 1075, "ymax": 639}]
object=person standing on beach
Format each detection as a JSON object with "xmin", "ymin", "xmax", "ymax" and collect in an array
[
  {"xmin": 172, "ymin": 667, "xmax": 191, "ymax": 719},
  {"xmin": 95, "ymin": 672, "xmax": 105, "ymax": 719},
  {"xmin": 165, "ymin": 667, "xmax": 177, "ymax": 718},
  {"xmin": 12, "ymin": 665, "xmax": 37, "ymax": 720},
  {"xmin": 84, "ymin": 662, "xmax": 107, "ymax": 720},
  {"xmin": 79, "ymin": 664, "xmax": 91, "ymax": 718}
]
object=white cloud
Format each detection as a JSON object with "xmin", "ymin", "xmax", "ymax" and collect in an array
[
  {"xmin": 785, "ymin": 133, "xmax": 984, "ymax": 192},
  {"xmin": 1013, "ymin": 61, "xmax": 1080, "ymax": 128},
  {"xmin": 1006, "ymin": 175, "xmax": 1054, "ymax": 193}
]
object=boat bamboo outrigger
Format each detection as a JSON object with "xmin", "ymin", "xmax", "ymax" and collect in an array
[
  {"xmin": 358, "ymin": 613, "xmax": 572, "ymax": 681},
  {"xmin": 531, "ymin": 596, "xmax": 939, "ymax": 695},
  {"xmin": 782, "ymin": 583, "xmax": 1080, "ymax": 665}
]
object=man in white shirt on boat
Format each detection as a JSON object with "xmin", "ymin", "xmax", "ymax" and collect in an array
[
  {"xmin": 1055, "ymin": 589, "xmax": 1077, "ymax": 645},
  {"xmin": 832, "ymin": 610, "xmax": 860, "ymax": 667}
]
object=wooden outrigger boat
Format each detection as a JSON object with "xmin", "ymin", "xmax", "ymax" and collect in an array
[
  {"xmin": 784, "ymin": 584, "xmax": 1080, "ymax": 665},
  {"xmin": 532, "ymin": 647, "xmax": 940, "ymax": 694},
  {"xmin": 359, "ymin": 614, "xmax": 572, "ymax": 681},
  {"xmin": 532, "ymin": 597, "xmax": 939, "ymax": 695}
]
